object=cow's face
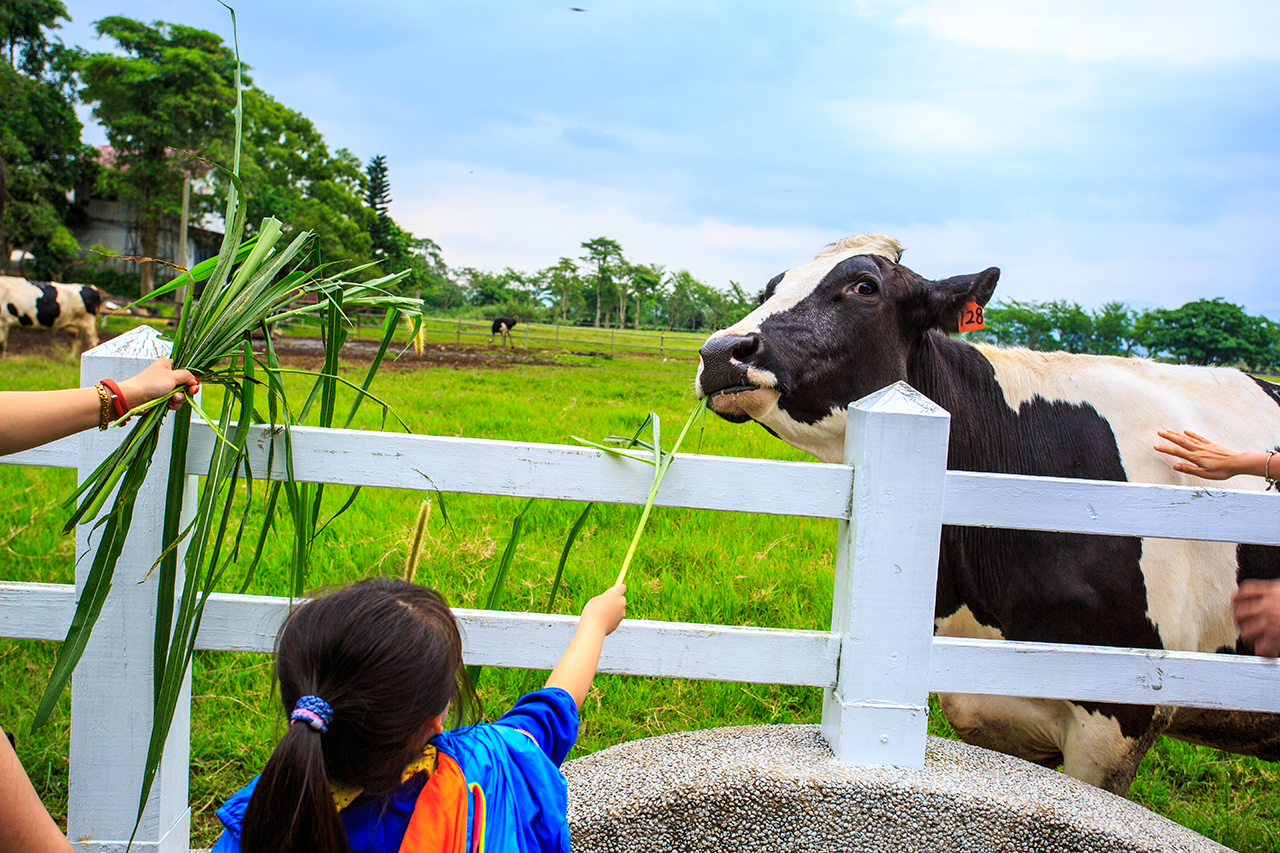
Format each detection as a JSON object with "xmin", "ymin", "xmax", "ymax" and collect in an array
[{"xmin": 695, "ymin": 235, "xmax": 999, "ymax": 462}]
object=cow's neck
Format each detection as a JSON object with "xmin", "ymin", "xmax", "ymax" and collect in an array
[{"xmin": 905, "ymin": 331, "xmax": 1001, "ymax": 472}]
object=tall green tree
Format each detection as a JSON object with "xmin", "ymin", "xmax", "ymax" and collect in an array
[
  {"xmin": 580, "ymin": 236, "xmax": 623, "ymax": 327},
  {"xmin": 80, "ymin": 17, "xmax": 239, "ymax": 293},
  {"xmin": 545, "ymin": 256, "xmax": 583, "ymax": 323},
  {"xmin": 365, "ymin": 154, "xmax": 393, "ymax": 259},
  {"xmin": 1137, "ymin": 298, "xmax": 1278, "ymax": 370},
  {"xmin": 628, "ymin": 262, "xmax": 665, "ymax": 329},
  {"xmin": 218, "ymin": 88, "xmax": 374, "ymax": 270},
  {"xmin": 0, "ymin": 0, "xmax": 85, "ymax": 276}
]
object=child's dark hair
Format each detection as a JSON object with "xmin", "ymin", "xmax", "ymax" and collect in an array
[{"xmin": 240, "ymin": 578, "xmax": 480, "ymax": 853}]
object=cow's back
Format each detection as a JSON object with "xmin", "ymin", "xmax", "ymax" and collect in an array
[{"xmin": 953, "ymin": 344, "xmax": 1280, "ymax": 655}]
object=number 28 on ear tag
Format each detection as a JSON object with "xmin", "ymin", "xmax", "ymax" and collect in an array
[{"xmin": 957, "ymin": 300, "xmax": 985, "ymax": 332}]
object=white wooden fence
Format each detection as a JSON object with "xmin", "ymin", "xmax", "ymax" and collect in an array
[{"xmin": 2, "ymin": 326, "xmax": 1279, "ymax": 852}]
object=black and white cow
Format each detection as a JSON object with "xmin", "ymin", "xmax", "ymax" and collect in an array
[
  {"xmin": 490, "ymin": 315, "xmax": 521, "ymax": 348},
  {"xmin": 695, "ymin": 235, "xmax": 1280, "ymax": 794},
  {"xmin": 0, "ymin": 276, "xmax": 101, "ymax": 357}
]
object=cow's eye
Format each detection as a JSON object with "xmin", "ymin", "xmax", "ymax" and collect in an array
[{"xmin": 843, "ymin": 280, "xmax": 877, "ymax": 297}]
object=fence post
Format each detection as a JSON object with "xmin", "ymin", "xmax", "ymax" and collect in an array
[
  {"xmin": 660, "ymin": 332, "xmax": 664, "ymax": 358},
  {"xmin": 68, "ymin": 326, "xmax": 196, "ymax": 853},
  {"xmin": 821, "ymin": 381, "xmax": 949, "ymax": 768},
  {"xmin": 456, "ymin": 318, "xmax": 461, "ymax": 345},
  {"xmin": 610, "ymin": 330, "xmax": 614, "ymax": 357},
  {"xmin": 524, "ymin": 324, "xmax": 529, "ymax": 348}
]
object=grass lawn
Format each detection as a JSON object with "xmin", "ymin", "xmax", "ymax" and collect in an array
[{"xmin": 1, "ymin": 336, "xmax": 1277, "ymax": 851}]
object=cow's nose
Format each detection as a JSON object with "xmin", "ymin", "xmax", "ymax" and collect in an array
[{"xmin": 698, "ymin": 334, "xmax": 760, "ymax": 396}]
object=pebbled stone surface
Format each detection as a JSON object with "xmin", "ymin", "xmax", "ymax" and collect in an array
[{"xmin": 564, "ymin": 725, "xmax": 1229, "ymax": 853}]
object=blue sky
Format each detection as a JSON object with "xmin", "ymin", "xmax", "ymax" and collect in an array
[{"xmin": 59, "ymin": 1, "xmax": 1280, "ymax": 317}]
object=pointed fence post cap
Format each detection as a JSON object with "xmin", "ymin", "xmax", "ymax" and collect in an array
[
  {"xmin": 86, "ymin": 325, "xmax": 173, "ymax": 359},
  {"xmin": 852, "ymin": 381, "xmax": 947, "ymax": 418}
]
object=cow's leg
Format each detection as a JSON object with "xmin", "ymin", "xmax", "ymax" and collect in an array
[
  {"xmin": 939, "ymin": 692, "xmax": 1166, "ymax": 794},
  {"xmin": 1057, "ymin": 703, "xmax": 1171, "ymax": 795},
  {"xmin": 1167, "ymin": 707, "xmax": 1280, "ymax": 760},
  {"xmin": 938, "ymin": 692, "xmax": 1068, "ymax": 768}
]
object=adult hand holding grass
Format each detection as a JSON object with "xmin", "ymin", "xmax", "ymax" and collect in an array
[{"xmin": 0, "ymin": 359, "xmax": 198, "ymax": 456}]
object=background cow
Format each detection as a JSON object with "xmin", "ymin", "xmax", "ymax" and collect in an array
[
  {"xmin": 0, "ymin": 276, "xmax": 101, "ymax": 358},
  {"xmin": 490, "ymin": 314, "xmax": 521, "ymax": 347},
  {"xmin": 695, "ymin": 234, "xmax": 1280, "ymax": 794}
]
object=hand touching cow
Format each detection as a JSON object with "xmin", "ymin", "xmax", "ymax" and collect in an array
[{"xmin": 1156, "ymin": 429, "xmax": 1280, "ymax": 657}]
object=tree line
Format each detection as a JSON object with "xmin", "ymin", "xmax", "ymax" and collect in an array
[
  {"xmin": 969, "ymin": 298, "xmax": 1280, "ymax": 372},
  {"xmin": 0, "ymin": 2, "xmax": 749, "ymax": 331}
]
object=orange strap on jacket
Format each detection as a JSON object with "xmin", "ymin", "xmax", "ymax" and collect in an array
[{"xmin": 399, "ymin": 752, "xmax": 478, "ymax": 853}]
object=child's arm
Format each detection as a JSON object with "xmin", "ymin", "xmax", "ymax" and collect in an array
[
  {"xmin": 544, "ymin": 585, "xmax": 626, "ymax": 708},
  {"xmin": 1154, "ymin": 430, "xmax": 1274, "ymax": 481}
]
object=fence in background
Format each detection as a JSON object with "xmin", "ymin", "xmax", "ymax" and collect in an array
[{"xmin": 2, "ymin": 326, "xmax": 1278, "ymax": 851}]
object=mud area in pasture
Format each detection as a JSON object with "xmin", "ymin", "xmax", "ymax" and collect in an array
[{"xmin": 2, "ymin": 327, "xmax": 564, "ymax": 371}]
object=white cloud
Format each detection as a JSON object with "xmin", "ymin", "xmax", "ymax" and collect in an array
[
  {"xmin": 887, "ymin": 198, "xmax": 1280, "ymax": 314},
  {"xmin": 883, "ymin": 0, "xmax": 1280, "ymax": 63},
  {"xmin": 393, "ymin": 160, "xmax": 831, "ymax": 287}
]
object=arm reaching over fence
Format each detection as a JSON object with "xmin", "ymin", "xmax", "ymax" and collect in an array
[
  {"xmin": 0, "ymin": 358, "xmax": 199, "ymax": 456},
  {"xmin": 545, "ymin": 584, "xmax": 628, "ymax": 708}
]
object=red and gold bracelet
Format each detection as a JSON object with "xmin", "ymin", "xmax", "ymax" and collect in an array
[
  {"xmin": 95, "ymin": 383, "xmax": 112, "ymax": 431},
  {"xmin": 100, "ymin": 378, "xmax": 130, "ymax": 426}
]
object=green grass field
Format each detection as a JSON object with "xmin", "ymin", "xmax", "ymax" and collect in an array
[{"xmin": 1, "ymin": 338, "xmax": 1277, "ymax": 850}]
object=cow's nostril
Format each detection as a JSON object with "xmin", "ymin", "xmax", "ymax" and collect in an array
[
  {"xmin": 698, "ymin": 334, "xmax": 761, "ymax": 397},
  {"xmin": 732, "ymin": 334, "xmax": 761, "ymax": 362}
]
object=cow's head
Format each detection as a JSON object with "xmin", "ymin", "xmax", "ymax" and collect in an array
[{"xmin": 695, "ymin": 235, "xmax": 999, "ymax": 462}]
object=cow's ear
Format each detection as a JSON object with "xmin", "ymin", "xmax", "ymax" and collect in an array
[{"xmin": 915, "ymin": 267, "xmax": 999, "ymax": 333}]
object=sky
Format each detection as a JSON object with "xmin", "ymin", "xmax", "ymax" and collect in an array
[{"xmin": 56, "ymin": 0, "xmax": 1280, "ymax": 317}]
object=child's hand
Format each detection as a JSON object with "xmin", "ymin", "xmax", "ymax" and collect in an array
[{"xmin": 581, "ymin": 584, "xmax": 626, "ymax": 636}]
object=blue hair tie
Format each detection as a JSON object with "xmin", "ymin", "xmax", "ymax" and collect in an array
[{"xmin": 290, "ymin": 694, "xmax": 333, "ymax": 732}]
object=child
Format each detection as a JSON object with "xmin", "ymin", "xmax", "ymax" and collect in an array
[{"xmin": 211, "ymin": 578, "xmax": 626, "ymax": 853}]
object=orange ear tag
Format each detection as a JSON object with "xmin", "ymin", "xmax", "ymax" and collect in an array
[{"xmin": 957, "ymin": 301, "xmax": 985, "ymax": 332}]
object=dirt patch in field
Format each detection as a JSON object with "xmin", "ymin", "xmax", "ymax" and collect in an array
[{"xmin": 1, "ymin": 327, "xmax": 565, "ymax": 371}]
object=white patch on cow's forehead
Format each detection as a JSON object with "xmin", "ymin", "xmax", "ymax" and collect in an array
[{"xmin": 714, "ymin": 235, "xmax": 903, "ymax": 339}]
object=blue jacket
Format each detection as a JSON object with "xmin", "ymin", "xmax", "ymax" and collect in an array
[{"xmin": 211, "ymin": 688, "xmax": 578, "ymax": 853}]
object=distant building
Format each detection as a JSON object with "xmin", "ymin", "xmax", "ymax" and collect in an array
[{"xmin": 67, "ymin": 146, "xmax": 223, "ymax": 279}]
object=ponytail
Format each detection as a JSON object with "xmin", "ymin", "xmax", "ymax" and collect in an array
[
  {"xmin": 236, "ymin": 579, "xmax": 479, "ymax": 853},
  {"xmin": 241, "ymin": 705, "xmax": 348, "ymax": 853}
]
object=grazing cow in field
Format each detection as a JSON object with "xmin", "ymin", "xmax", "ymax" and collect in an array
[
  {"xmin": 0, "ymin": 276, "xmax": 101, "ymax": 357},
  {"xmin": 694, "ymin": 234, "xmax": 1280, "ymax": 794},
  {"xmin": 490, "ymin": 314, "xmax": 521, "ymax": 347}
]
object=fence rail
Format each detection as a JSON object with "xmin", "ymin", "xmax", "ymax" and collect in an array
[
  {"xmin": 2, "ymin": 326, "xmax": 1278, "ymax": 851},
  {"xmin": 295, "ymin": 313, "xmax": 709, "ymax": 357}
]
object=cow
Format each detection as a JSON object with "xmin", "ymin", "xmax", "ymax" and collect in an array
[
  {"xmin": 694, "ymin": 234, "xmax": 1280, "ymax": 795},
  {"xmin": 0, "ymin": 276, "xmax": 101, "ymax": 358},
  {"xmin": 489, "ymin": 315, "xmax": 521, "ymax": 348}
]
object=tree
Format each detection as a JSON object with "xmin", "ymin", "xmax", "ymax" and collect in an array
[
  {"xmin": 1137, "ymin": 298, "xmax": 1278, "ymax": 370},
  {"xmin": 80, "ymin": 17, "xmax": 239, "ymax": 294},
  {"xmin": 1090, "ymin": 302, "xmax": 1139, "ymax": 356},
  {"xmin": 579, "ymin": 237, "xmax": 623, "ymax": 327},
  {"xmin": 365, "ymin": 154, "xmax": 393, "ymax": 259},
  {"xmin": 210, "ymin": 88, "xmax": 375, "ymax": 273},
  {"xmin": 0, "ymin": 0, "xmax": 86, "ymax": 276},
  {"xmin": 628, "ymin": 262, "xmax": 665, "ymax": 329},
  {"xmin": 545, "ymin": 256, "xmax": 583, "ymax": 323}
]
